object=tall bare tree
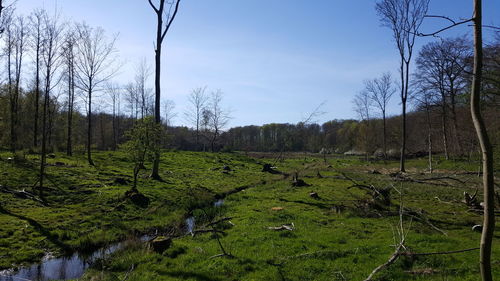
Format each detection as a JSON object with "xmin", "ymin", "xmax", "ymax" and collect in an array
[
  {"xmin": 148, "ymin": 0, "xmax": 181, "ymax": 180},
  {"xmin": 364, "ymin": 72, "xmax": 394, "ymax": 159},
  {"xmin": 62, "ymin": 29, "xmax": 76, "ymax": 156},
  {"xmin": 135, "ymin": 58, "xmax": 153, "ymax": 119},
  {"xmin": 105, "ymin": 82, "xmax": 121, "ymax": 150},
  {"xmin": 39, "ymin": 11, "xmax": 63, "ymax": 198},
  {"xmin": 470, "ymin": 1, "xmax": 495, "ymax": 280},
  {"xmin": 353, "ymin": 90, "xmax": 373, "ymax": 159},
  {"xmin": 28, "ymin": 9, "xmax": 45, "ymax": 148},
  {"xmin": 163, "ymin": 99, "xmax": 176, "ymax": 128},
  {"xmin": 416, "ymin": 38, "xmax": 470, "ymax": 159},
  {"xmin": 74, "ymin": 22, "xmax": 118, "ymax": 166},
  {"xmin": 185, "ymin": 86, "xmax": 208, "ymax": 150},
  {"xmin": 376, "ymin": 0, "xmax": 429, "ymax": 172},
  {"xmin": 4, "ymin": 13, "xmax": 14, "ymax": 151},
  {"xmin": 205, "ymin": 90, "xmax": 230, "ymax": 152}
]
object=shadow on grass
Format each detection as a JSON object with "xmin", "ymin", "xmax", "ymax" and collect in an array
[
  {"xmin": 158, "ymin": 270, "xmax": 221, "ymax": 281},
  {"xmin": 278, "ymin": 197, "xmax": 331, "ymax": 210},
  {"xmin": 0, "ymin": 204, "xmax": 71, "ymax": 253}
]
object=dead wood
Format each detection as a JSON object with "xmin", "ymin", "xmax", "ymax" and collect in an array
[
  {"xmin": 400, "ymin": 247, "xmax": 479, "ymax": 257},
  {"xmin": 268, "ymin": 223, "xmax": 295, "ymax": 231},
  {"xmin": 205, "ymin": 217, "xmax": 233, "ymax": 227},
  {"xmin": 291, "ymin": 172, "xmax": 310, "ymax": 187},
  {"xmin": 192, "ymin": 229, "xmax": 225, "ymax": 235},
  {"xmin": 342, "ymin": 173, "xmax": 391, "ymax": 206},
  {"xmin": 0, "ymin": 185, "xmax": 45, "ymax": 204},
  {"xmin": 363, "ymin": 242, "xmax": 405, "ymax": 281}
]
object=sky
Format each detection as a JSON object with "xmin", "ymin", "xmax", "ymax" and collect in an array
[{"xmin": 13, "ymin": 0, "xmax": 500, "ymax": 128}]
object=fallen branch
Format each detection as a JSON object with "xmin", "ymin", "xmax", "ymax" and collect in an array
[
  {"xmin": 192, "ymin": 229, "xmax": 225, "ymax": 235},
  {"xmin": 0, "ymin": 185, "xmax": 45, "ymax": 204},
  {"xmin": 401, "ymin": 247, "xmax": 479, "ymax": 257},
  {"xmin": 205, "ymin": 217, "xmax": 233, "ymax": 227},
  {"xmin": 268, "ymin": 223, "xmax": 295, "ymax": 231},
  {"xmin": 363, "ymin": 242, "xmax": 405, "ymax": 281}
]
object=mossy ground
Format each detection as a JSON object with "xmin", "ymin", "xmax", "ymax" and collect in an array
[{"xmin": 1, "ymin": 150, "xmax": 499, "ymax": 280}]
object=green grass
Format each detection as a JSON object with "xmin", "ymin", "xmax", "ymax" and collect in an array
[{"xmin": 1, "ymin": 150, "xmax": 499, "ymax": 280}]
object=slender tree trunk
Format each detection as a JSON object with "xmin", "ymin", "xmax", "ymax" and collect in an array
[
  {"xmin": 471, "ymin": 1, "xmax": 494, "ymax": 280},
  {"xmin": 34, "ymin": 39, "xmax": 40, "ymax": 148},
  {"xmin": 441, "ymin": 100, "xmax": 449, "ymax": 160},
  {"xmin": 112, "ymin": 98, "xmax": 117, "ymax": 150},
  {"xmin": 382, "ymin": 111, "xmax": 387, "ymax": 159},
  {"xmin": 426, "ymin": 107, "xmax": 433, "ymax": 173},
  {"xmin": 66, "ymin": 60, "xmax": 74, "ymax": 156},
  {"xmin": 87, "ymin": 84, "xmax": 94, "ymax": 166},
  {"xmin": 398, "ymin": 57, "xmax": 406, "ymax": 172},
  {"xmin": 150, "ymin": 8, "xmax": 163, "ymax": 180}
]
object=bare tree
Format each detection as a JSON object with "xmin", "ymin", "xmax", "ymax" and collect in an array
[
  {"xmin": 28, "ymin": 9, "xmax": 45, "ymax": 148},
  {"xmin": 74, "ymin": 22, "xmax": 118, "ymax": 166},
  {"xmin": 415, "ymin": 38, "xmax": 470, "ymax": 159},
  {"xmin": 364, "ymin": 72, "xmax": 395, "ymax": 159},
  {"xmin": 0, "ymin": 0, "xmax": 14, "ymax": 36},
  {"xmin": 205, "ymin": 90, "xmax": 230, "ymax": 152},
  {"xmin": 135, "ymin": 58, "xmax": 153, "ymax": 119},
  {"xmin": 62, "ymin": 28, "xmax": 77, "ymax": 156},
  {"xmin": 148, "ymin": 0, "xmax": 181, "ymax": 179},
  {"xmin": 412, "ymin": 85, "xmax": 438, "ymax": 172},
  {"xmin": 3, "ymin": 13, "xmax": 14, "ymax": 151},
  {"xmin": 376, "ymin": 0, "xmax": 429, "ymax": 172},
  {"xmin": 125, "ymin": 81, "xmax": 139, "ymax": 120},
  {"xmin": 105, "ymin": 82, "xmax": 121, "ymax": 150},
  {"xmin": 39, "ymin": 11, "xmax": 63, "ymax": 198},
  {"xmin": 163, "ymin": 99, "xmax": 176, "ymax": 128},
  {"xmin": 185, "ymin": 86, "xmax": 208, "ymax": 150},
  {"xmin": 352, "ymin": 90, "xmax": 372, "ymax": 159},
  {"xmin": 470, "ymin": 1, "xmax": 495, "ymax": 280}
]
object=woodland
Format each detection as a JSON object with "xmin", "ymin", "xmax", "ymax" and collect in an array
[{"xmin": 0, "ymin": 0, "xmax": 499, "ymax": 281}]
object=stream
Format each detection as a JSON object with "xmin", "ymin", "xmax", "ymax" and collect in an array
[
  {"xmin": 0, "ymin": 235, "xmax": 151, "ymax": 281},
  {"xmin": 0, "ymin": 199, "xmax": 225, "ymax": 281}
]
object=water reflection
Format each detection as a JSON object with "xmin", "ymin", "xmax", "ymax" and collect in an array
[{"xmin": 0, "ymin": 236, "xmax": 151, "ymax": 281}]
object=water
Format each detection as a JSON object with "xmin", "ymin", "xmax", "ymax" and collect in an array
[
  {"xmin": 185, "ymin": 199, "xmax": 225, "ymax": 235},
  {"xmin": 0, "ymin": 235, "xmax": 151, "ymax": 281},
  {"xmin": 0, "ymin": 199, "xmax": 227, "ymax": 280},
  {"xmin": 213, "ymin": 199, "xmax": 224, "ymax": 207},
  {"xmin": 186, "ymin": 216, "xmax": 196, "ymax": 235}
]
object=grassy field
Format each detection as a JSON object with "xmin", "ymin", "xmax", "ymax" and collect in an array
[{"xmin": 0, "ymin": 150, "xmax": 499, "ymax": 280}]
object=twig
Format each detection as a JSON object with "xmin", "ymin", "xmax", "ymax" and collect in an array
[
  {"xmin": 401, "ymin": 247, "xmax": 479, "ymax": 257},
  {"xmin": 121, "ymin": 264, "xmax": 135, "ymax": 281},
  {"xmin": 363, "ymin": 242, "xmax": 405, "ymax": 281},
  {"xmin": 205, "ymin": 217, "xmax": 232, "ymax": 227}
]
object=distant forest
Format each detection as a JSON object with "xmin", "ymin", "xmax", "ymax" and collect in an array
[{"xmin": 0, "ymin": 5, "xmax": 498, "ymax": 160}]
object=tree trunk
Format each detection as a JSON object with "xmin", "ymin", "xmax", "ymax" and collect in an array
[
  {"xmin": 87, "ymin": 84, "xmax": 94, "ymax": 166},
  {"xmin": 441, "ymin": 100, "xmax": 449, "ymax": 160},
  {"xmin": 34, "ymin": 37, "xmax": 40, "ymax": 148},
  {"xmin": 426, "ymin": 107, "xmax": 433, "ymax": 173},
  {"xmin": 66, "ymin": 59, "xmax": 74, "ymax": 156},
  {"xmin": 112, "ymin": 98, "xmax": 117, "ymax": 150},
  {"xmin": 399, "ymin": 57, "xmax": 406, "ymax": 172},
  {"xmin": 471, "ymin": 1, "xmax": 494, "ymax": 280},
  {"xmin": 150, "ymin": 5, "xmax": 163, "ymax": 180},
  {"xmin": 382, "ymin": 111, "xmax": 387, "ymax": 160}
]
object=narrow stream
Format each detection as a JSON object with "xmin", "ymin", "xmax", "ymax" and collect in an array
[
  {"xmin": 185, "ymin": 199, "xmax": 225, "ymax": 235},
  {"xmin": 0, "ymin": 199, "xmax": 225, "ymax": 281},
  {"xmin": 0, "ymin": 235, "xmax": 151, "ymax": 281}
]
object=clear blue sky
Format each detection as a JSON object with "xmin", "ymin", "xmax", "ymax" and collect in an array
[{"xmin": 14, "ymin": 0, "xmax": 500, "ymax": 128}]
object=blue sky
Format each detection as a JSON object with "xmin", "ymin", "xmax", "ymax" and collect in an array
[{"xmin": 14, "ymin": 0, "xmax": 500, "ymax": 128}]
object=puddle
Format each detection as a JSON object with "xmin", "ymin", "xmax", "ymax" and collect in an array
[{"xmin": 0, "ymin": 235, "xmax": 151, "ymax": 281}]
